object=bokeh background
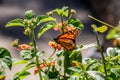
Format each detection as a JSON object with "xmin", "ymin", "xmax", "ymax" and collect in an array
[{"xmin": 0, "ymin": 0, "xmax": 120, "ymax": 79}]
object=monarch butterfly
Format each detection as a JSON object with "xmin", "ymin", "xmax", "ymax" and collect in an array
[{"xmin": 54, "ymin": 29, "xmax": 79, "ymax": 51}]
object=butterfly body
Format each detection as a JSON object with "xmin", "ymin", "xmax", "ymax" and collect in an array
[{"xmin": 54, "ymin": 29, "xmax": 79, "ymax": 51}]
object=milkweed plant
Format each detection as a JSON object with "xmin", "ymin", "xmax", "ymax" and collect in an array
[{"xmin": 0, "ymin": 6, "xmax": 119, "ymax": 80}]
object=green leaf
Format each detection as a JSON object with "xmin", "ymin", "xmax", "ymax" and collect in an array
[
  {"xmin": 25, "ymin": 10, "xmax": 34, "ymax": 19},
  {"xmin": 0, "ymin": 47, "xmax": 12, "ymax": 69},
  {"xmin": 69, "ymin": 50, "xmax": 82, "ymax": 63},
  {"xmin": 106, "ymin": 30, "xmax": 116, "ymax": 39},
  {"xmin": 55, "ymin": 6, "xmax": 68, "ymax": 16},
  {"xmin": 13, "ymin": 60, "xmax": 28, "ymax": 66},
  {"xmin": 0, "ymin": 47, "xmax": 11, "ymax": 58},
  {"xmin": 37, "ymin": 22, "xmax": 55, "ymax": 38},
  {"xmin": 67, "ymin": 18, "xmax": 84, "ymax": 30},
  {"xmin": 91, "ymin": 24, "xmax": 108, "ymax": 33},
  {"xmin": 36, "ymin": 15, "xmax": 56, "ymax": 26},
  {"xmin": 111, "ymin": 55, "xmax": 120, "ymax": 61},
  {"xmin": 13, "ymin": 62, "xmax": 35, "ymax": 79},
  {"xmin": 14, "ymin": 71, "xmax": 30, "ymax": 80},
  {"xmin": 6, "ymin": 19, "xmax": 25, "ymax": 27},
  {"xmin": 87, "ymin": 71, "xmax": 106, "ymax": 80},
  {"xmin": 70, "ymin": 75, "xmax": 80, "ymax": 80},
  {"xmin": 56, "ymin": 9, "xmax": 63, "ymax": 15},
  {"xmin": 56, "ymin": 50, "xmax": 64, "ymax": 57},
  {"xmin": 111, "ymin": 68, "xmax": 120, "ymax": 77},
  {"xmin": 64, "ymin": 50, "xmax": 71, "ymax": 74},
  {"xmin": 25, "ymin": 62, "xmax": 36, "ymax": 70},
  {"xmin": 1, "ymin": 56, "xmax": 12, "ymax": 69},
  {"xmin": 83, "ymin": 58, "xmax": 101, "ymax": 71},
  {"xmin": 0, "ymin": 71, "xmax": 6, "ymax": 79},
  {"xmin": 13, "ymin": 62, "xmax": 35, "ymax": 80},
  {"xmin": 63, "ymin": 10, "xmax": 69, "ymax": 17},
  {"xmin": 68, "ymin": 67, "xmax": 82, "ymax": 73},
  {"xmin": 36, "ymin": 51, "xmax": 45, "ymax": 57},
  {"xmin": 106, "ymin": 47, "xmax": 118, "ymax": 57},
  {"xmin": 19, "ymin": 50, "xmax": 33, "ymax": 60},
  {"xmin": 106, "ymin": 25, "xmax": 120, "ymax": 39},
  {"xmin": 57, "ymin": 58, "xmax": 62, "ymax": 66}
]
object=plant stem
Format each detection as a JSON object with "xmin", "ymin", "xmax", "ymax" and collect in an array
[
  {"xmin": 88, "ymin": 15, "xmax": 120, "ymax": 31},
  {"xmin": 80, "ymin": 63, "xmax": 88, "ymax": 80},
  {"xmin": 61, "ymin": 16, "xmax": 64, "ymax": 33},
  {"xmin": 95, "ymin": 32, "xmax": 108, "ymax": 80},
  {"xmin": 31, "ymin": 29, "xmax": 42, "ymax": 80},
  {"xmin": 48, "ymin": 48, "xmax": 56, "ymax": 59},
  {"xmin": 84, "ymin": 72, "xmax": 89, "ymax": 80},
  {"xmin": 63, "ymin": 51, "xmax": 71, "ymax": 80}
]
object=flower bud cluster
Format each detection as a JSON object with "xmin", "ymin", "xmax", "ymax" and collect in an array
[
  {"xmin": 17, "ymin": 44, "xmax": 32, "ymax": 51},
  {"xmin": 54, "ymin": 22, "xmax": 76, "ymax": 33},
  {"xmin": 49, "ymin": 41, "xmax": 62, "ymax": 50},
  {"xmin": 113, "ymin": 39, "xmax": 120, "ymax": 48},
  {"xmin": 34, "ymin": 61, "xmax": 55, "ymax": 74},
  {"xmin": 23, "ymin": 18, "xmax": 37, "ymax": 28},
  {"xmin": 71, "ymin": 61, "xmax": 80, "ymax": 67},
  {"xmin": 11, "ymin": 39, "xmax": 19, "ymax": 48},
  {"xmin": 23, "ymin": 18, "xmax": 37, "ymax": 35}
]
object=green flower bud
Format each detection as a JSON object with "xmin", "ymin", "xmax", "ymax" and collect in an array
[
  {"xmin": 27, "ymin": 20, "xmax": 31, "ymax": 27},
  {"xmin": 46, "ymin": 11, "xmax": 53, "ymax": 16},
  {"xmin": 71, "ymin": 9, "xmax": 76, "ymax": 14},
  {"xmin": 25, "ymin": 10, "xmax": 35, "ymax": 19},
  {"xmin": 32, "ymin": 18, "xmax": 37, "ymax": 23},
  {"xmin": 30, "ymin": 22, "xmax": 34, "ymax": 26},
  {"xmin": 11, "ymin": 39, "xmax": 19, "ymax": 48},
  {"xmin": 23, "ymin": 19, "xmax": 27, "ymax": 22},
  {"xmin": 24, "ymin": 28, "xmax": 31, "ymax": 35}
]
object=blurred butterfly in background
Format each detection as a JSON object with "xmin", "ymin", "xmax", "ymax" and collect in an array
[{"xmin": 54, "ymin": 29, "xmax": 79, "ymax": 51}]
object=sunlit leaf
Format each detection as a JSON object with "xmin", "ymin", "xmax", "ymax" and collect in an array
[
  {"xmin": 13, "ymin": 62, "xmax": 35, "ymax": 79},
  {"xmin": 87, "ymin": 71, "xmax": 105, "ymax": 80},
  {"xmin": 83, "ymin": 58, "xmax": 101, "ymax": 71},
  {"xmin": 67, "ymin": 18, "xmax": 84, "ymax": 30},
  {"xmin": 55, "ymin": 6, "xmax": 68, "ymax": 16},
  {"xmin": 25, "ymin": 62, "xmax": 36, "ymax": 70},
  {"xmin": 37, "ymin": 22, "xmax": 55, "ymax": 38},
  {"xmin": 36, "ymin": 15, "xmax": 56, "ymax": 26},
  {"xmin": 97, "ymin": 25, "xmax": 108, "ymax": 33},
  {"xmin": 111, "ymin": 68, "xmax": 120, "ymax": 77},
  {"xmin": 106, "ymin": 29, "xmax": 120, "ymax": 39},
  {"xmin": 63, "ymin": 10, "xmax": 68, "ymax": 17},
  {"xmin": 91, "ymin": 24, "xmax": 108, "ymax": 33},
  {"xmin": 13, "ymin": 60, "xmax": 28, "ymax": 66},
  {"xmin": 56, "ymin": 9, "xmax": 63, "ymax": 15},
  {"xmin": 14, "ymin": 71, "xmax": 30, "ymax": 80},
  {"xmin": 70, "ymin": 75, "xmax": 80, "ymax": 80},
  {"xmin": 110, "ymin": 55, "xmax": 120, "ymax": 61},
  {"xmin": 68, "ymin": 67, "xmax": 82, "ymax": 73},
  {"xmin": 6, "ymin": 19, "xmax": 25, "ymax": 27}
]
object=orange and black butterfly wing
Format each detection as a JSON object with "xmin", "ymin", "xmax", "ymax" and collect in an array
[
  {"xmin": 58, "ymin": 29, "xmax": 79, "ymax": 40},
  {"xmin": 54, "ymin": 29, "xmax": 79, "ymax": 50},
  {"xmin": 55, "ymin": 38, "xmax": 76, "ymax": 50}
]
